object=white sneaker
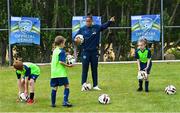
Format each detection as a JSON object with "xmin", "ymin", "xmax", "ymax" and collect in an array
[
  {"xmin": 81, "ymin": 86, "xmax": 85, "ymax": 91},
  {"xmin": 93, "ymin": 86, "xmax": 101, "ymax": 91}
]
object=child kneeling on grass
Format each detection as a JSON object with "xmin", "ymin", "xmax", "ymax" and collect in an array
[
  {"xmin": 50, "ymin": 35, "xmax": 74, "ymax": 107},
  {"xmin": 135, "ymin": 38, "xmax": 152, "ymax": 92}
]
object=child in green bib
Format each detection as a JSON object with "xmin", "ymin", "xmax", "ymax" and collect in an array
[
  {"xmin": 50, "ymin": 35, "xmax": 74, "ymax": 107},
  {"xmin": 135, "ymin": 38, "xmax": 152, "ymax": 92},
  {"xmin": 13, "ymin": 60, "xmax": 40, "ymax": 104}
]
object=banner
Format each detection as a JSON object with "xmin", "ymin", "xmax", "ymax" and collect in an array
[
  {"xmin": 131, "ymin": 15, "xmax": 160, "ymax": 43},
  {"xmin": 72, "ymin": 16, "xmax": 101, "ymax": 39},
  {"xmin": 10, "ymin": 17, "xmax": 40, "ymax": 45}
]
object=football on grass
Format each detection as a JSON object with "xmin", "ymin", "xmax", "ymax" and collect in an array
[
  {"xmin": 19, "ymin": 93, "xmax": 29, "ymax": 102},
  {"xmin": 165, "ymin": 85, "xmax": 176, "ymax": 95},
  {"xmin": 98, "ymin": 94, "xmax": 110, "ymax": 104}
]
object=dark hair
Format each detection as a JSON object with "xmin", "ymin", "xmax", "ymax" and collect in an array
[
  {"xmin": 54, "ymin": 36, "xmax": 65, "ymax": 46},
  {"xmin": 86, "ymin": 13, "xmax": 93, "ymax": 20}
]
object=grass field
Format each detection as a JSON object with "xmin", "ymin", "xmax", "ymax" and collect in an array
[{"xmin": 0, "ymin": 62, "xmax": 180, "ymax": 112}]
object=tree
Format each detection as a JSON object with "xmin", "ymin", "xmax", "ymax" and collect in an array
[
  {"xmin": 0, "ymin": 0, "xmax": 180, "ymax": 65},
  {"xmin": 0, "ymin": 0, "xmax": 8, "ymax": 65}
]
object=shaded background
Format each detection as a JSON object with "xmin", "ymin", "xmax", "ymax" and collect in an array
[{"xmin": 0, "ymin": 0, "xmax": 179, "ymax": 65}]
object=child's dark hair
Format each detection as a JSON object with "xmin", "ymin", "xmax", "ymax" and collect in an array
[
  {"xmin": 86, "ymin": 13, "xmax": 93, "ymax": 20},
  {"xmin": 54, "ymin": 36, "xmax": 65, "ymax": 46}
]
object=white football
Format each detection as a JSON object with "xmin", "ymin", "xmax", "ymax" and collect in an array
[
  {"xmin": 75, "ymin": 34, "xmax": 84, "ymax": 44},
  {"xmin": 81, "ymin": 83, "xmax": 92, "ymax": 91},
  {"xmin": 165, "ymin": 85, "xmax": 176, "ymax": 95},
  {"xmin": 137, "ymin": 71, "xmax": 147, "ymax": 80},
  {"xmin": 19, "ymin": 93, "xmax": 29, "ymax": 102},
  {"xmin": 66, "ymin": 55, "xmax": 75, "ymax": 65},
  {"xmin": 98, "ymin": 94, "xmax": 110, "ymax": 104}
]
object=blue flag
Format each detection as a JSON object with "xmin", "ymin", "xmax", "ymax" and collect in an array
[
  {"xmin": 10, "ymin": 17, "xmax": 40, "ymax": 45},
  {"xmin": 131, "ymin": 15, "xmax": 160, "ymax": 43}
]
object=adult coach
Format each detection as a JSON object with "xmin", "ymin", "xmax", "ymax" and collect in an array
[{"xmin": 74, "ymin": 14, "xmax": 115, "ymax": 91}]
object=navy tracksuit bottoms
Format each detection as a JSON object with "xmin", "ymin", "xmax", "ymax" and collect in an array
[{"xmin": 81, "ymin": 50, "xmax": 98, "ymax": 87}]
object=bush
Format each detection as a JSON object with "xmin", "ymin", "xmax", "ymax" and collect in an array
[{"xmin": 166, "ymin": 47, "xmax": 180, "ymax": 59}]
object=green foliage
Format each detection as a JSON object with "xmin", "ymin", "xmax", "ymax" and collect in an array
[
  {"xmin": 0, "ymin": 0, "xmax": 180, "ymax": 64},
  {"xmin": 166, "ymin": 48, "xmax": 180, "ymax": 59}
]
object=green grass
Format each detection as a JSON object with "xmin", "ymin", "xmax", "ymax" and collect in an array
[{"xmin": 0, "ymin": 62, "xmax": 180, "ymax": 112}]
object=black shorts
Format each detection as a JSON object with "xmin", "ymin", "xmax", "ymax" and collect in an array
[{"xmin": 140, "ymin": 62, "xmax": 152, "ymax": 74}]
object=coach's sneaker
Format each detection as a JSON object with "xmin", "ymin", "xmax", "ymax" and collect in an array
[
  {"xmin": 63, "ymin": 102, "xmax": 72, "ymax": 107},
  {"xmin": 81, "ymin": 86, "xmax": 85, "ymax": 91},
  {"xmin": 93, "ymin": 86, "xmax": 101, "ymax": 91},
  {"xmin": 81, "ymin": 85, "xmax": 88, "ymax": 91}
]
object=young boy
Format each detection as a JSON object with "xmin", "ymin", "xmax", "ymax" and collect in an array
[
  {"xmin": 135, "ymin": 38, "xmax": 152, "ymax": 92},
  {"xmin": 50, "ymin": 35, "xmax": 73, "ymax": 107},
  {"xmin": 13, "ymin": 60, "xmax": 40, "ymax": 104}
]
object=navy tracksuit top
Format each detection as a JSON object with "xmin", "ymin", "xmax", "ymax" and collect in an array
[{"xmin": 75, "ymin": 21, "xmax": 112, "ymax": 51}]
